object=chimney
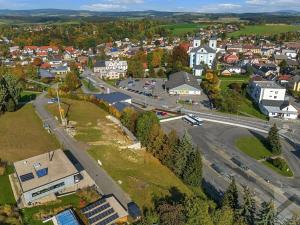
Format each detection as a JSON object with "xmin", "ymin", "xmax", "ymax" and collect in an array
[{"xmin": 49, "ymin": 151, "xmax": 54, "ymax": 161}]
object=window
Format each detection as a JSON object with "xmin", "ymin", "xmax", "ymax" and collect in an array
[
  {"xmin": 275, "ymin": 91, "xmax": 278, "ymax": 94},
  {"xmin": 32, "ymin": 182, "xmax": 65, "ymax": 198},
  {"xmin": 272, "ymin": 113, "xmax": 276, "ymax": 115},
  {"xmin": 274, "ymin": 96, "xmax": 277, "ymax": 99}
]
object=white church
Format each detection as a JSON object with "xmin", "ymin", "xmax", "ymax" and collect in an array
[{"xmin": 189, "ymin": 35, "xmax": 217, "ymax": 76}]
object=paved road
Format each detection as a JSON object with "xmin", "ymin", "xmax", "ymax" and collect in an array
[
  {"xmin": 162, "ymin": 119, "xmax": 300, "ymax": 220},
  {"xmin": 82, "ymin": 72, "xmax": 300, "ymax": 145},
  {"xmin": 33, "ymin": 92, "xmax": 132, "ymax": 210}
]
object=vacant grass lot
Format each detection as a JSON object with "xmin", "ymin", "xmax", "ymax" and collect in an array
[
  {"xmin": 47, "ymin": 98, "xmax": 195, "ymax": 209},
  {"xmin": 89, "ymin": 145, "xmax": 193, "ymax": 209},
  {"xmin": 0, "ymin": 104, "xmax": 59, "ymax": 162},
  {"xmin": 235, "ymin": 136, "xmax": 273, "ymax": 160},
  {"xmin": 230, "ymin": 24, "xmax": 300, "ymax": 37},
  {"xmin": 160, "ymin": 23, "xmax": 206, "ymax": 35}
]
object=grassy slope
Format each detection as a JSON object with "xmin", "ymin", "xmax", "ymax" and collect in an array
[
  {"xmin": 0, "ymin": 104, "xmax": 59, "ymax": 162},
  {"xmin": 230, "ymin": 24, "xmax": 300, "ymax": 37},
  {"xmin": 47, "ymin": 99, "xmax": 194, "ymax": 209},
  {"xmin": 219, "ymin": 77, "xmax": 268, "ymax": 120},
  {"xmin": 235, "ymin": 136, "xmax": 273, "ymax": 160},
  {"xmin": 262, "ymin": 160, "xmax": 293, "ymax": 177}
]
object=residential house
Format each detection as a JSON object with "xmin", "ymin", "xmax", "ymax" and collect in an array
[
  {"xmin": 166, "ymin": 71, "xmax": 201, "ymax": 95},
  {"xmin": 288, "ymin": 75, "xmax": 300, "ymax": 92},
  {"xmin": 221, "ymin": 70, "xmax": 232, "ymax": 76},
  {"xmin": 248, "ymin": 80, "xmax": 298, "ymax": 119},
  {"xmin": 50, "ymin": 66, "xmax": 70, "ymax": 79},
  {"xmin": 223, "ymin": 53, "xmax": 239, "ymax": 64},
  {"xmin": 189, "ymin": 35, "xmax": 217, "ymax": 76},
  {"xmin": 13, "ymin": 149, "xmax": 83, "ymax": 204}
]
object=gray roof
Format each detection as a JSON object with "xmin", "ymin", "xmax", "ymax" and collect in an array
[
  {"xmin": 94, "ymin": 60, "xmax": 106, "ymax": 68},
  {"xmin": 274, "ymin": 54, "xmax": 288, "ymax": 60},
  {"xmin": 166, "ymin": 71, "xmax": 200, "ymax": 90},
  {"xmin": 39, "ymin": 69, "xmax": 55, "ymax": 78},
  {"xmin": 253, "ymin": 81, "xmax": 284, "ymax": 89},
  {"xmin": 191, "ymin": 44, "xmax": 216, "ymax": 54},
  {"xmin": 261, "ymin": 100, "xmax": 289, "ymax": 109}
]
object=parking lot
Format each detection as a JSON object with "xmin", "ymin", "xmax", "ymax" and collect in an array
[{"xmin": 118, "ymin": 78, "xmax": 210, "ymax": 109}]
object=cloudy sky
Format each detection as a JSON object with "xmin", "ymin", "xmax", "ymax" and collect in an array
[{"xmin": 0, "ymin": 0, "xmax": 300, "ymax": 13}]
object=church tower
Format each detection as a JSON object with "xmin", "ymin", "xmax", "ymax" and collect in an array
[
  {"xmin": 209, "ymin": 35, "xmax": 217, "ymax": 50},
  {"xmin": 193, "ymin": 35, "xmax": 201, "ymax": 48}
]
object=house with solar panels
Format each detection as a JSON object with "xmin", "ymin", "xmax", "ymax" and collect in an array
[
  {"xmin": 80, "ymin": 195, "xmax": 128, "ymax": 225},
  {"xmin": 13, "ymin": 149, "xmax": 82, "ymax": 205}
]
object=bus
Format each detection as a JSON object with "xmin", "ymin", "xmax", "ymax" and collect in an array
[
  {"xmin": 188, "ymin": 114, "xmax": 204, "ymax": 125},
  {"xmin": 182, "ymin": 115, "xmax": 199, "ymax": 126}
]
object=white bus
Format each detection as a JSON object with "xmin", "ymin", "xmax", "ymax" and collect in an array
[
  {"xmin": 188, "ymin": 114, "xmax": 204, "ymax": 125},
  {"xmin": 182, "ymin": 115, "xmax": 199, "ymax": 126}
]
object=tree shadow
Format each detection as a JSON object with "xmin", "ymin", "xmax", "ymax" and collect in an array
[
  {"xmin": 63, "ymin": 149, "xmax": 84, "ymax": 172},
  {"xmin": 152, "ymin": 186, "xmax": 186, "ymax": 207},
  {"xmin": 248, "ymin": 130, "xmax": 271, "ymax": 151},
  {"xmin": 202, "ymin": 179, "xmax": 224, "ymax": 205}
]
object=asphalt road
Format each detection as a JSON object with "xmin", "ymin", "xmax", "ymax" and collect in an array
[
  {"xmin": 161, "ymin": 119, "xmax": 300, "ymax": 220},
  {"xmin": 33, "ymin": 92, "xmax": 132, "ymax": 210}
]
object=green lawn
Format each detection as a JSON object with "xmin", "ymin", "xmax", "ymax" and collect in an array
[
  {"xmin": 160, "ymin": 23, "xmax": 207, "ymax": 35},
  {"xmin": 0, "ymin": 166, "xmax": 15, "ymax": 205},
  {"xmin": 0, "ymin": 104, "xmax": 60, "ymax": 162},
  {"xmin": 235, "ymin": 136, "xmax": 273, "ymax": 160},
  {"xmin": 81, "ymin": 79, "xmax": 99, "ymax": 92},
  {"xmin": 21, "ymin": 195, "xmax": 80, "ymax": 225},
  {"xmin": 230, "ymin": 24, "xmax": 300, "ymax": 37},
  {"xmin": 262, "ymin": 160, "xmax": 293, "ymax": 177}
]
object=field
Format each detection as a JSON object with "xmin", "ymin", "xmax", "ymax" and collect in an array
[
  {"xmin": 0, "ymin": 104, "xmax": 60, "ymax": 162},
  {"xmin": 160, "ymin": 23, "xmax": 206, "ymax": 35},
  {"xmin": 235, "ymin": 136, "xmax": 273, "ymax": 160},
  {"xmin": 47, "ymin": 99, "xmax": 194, "ymax": 209},
  {"xmin": 230, "ymin": 24, "xmax": 300, "ymax": 37}
]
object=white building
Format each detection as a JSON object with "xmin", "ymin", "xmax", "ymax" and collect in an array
[
  {"xmin": 189, "ymin": 35, "xmax": 217, "ymax": 77},
  {"xmin": 94, "ymin": 60, "xmax": 128, "ymax": 80},
  {"xmin": 248, "ymin": 81, "xmax": 298, "ymax": 119}
]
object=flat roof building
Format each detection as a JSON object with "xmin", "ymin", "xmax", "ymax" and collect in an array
[{"xmin": 14, "ymin": 149, "xmax": 80, "ymax": 204}]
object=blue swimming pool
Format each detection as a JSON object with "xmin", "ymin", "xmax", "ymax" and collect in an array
[{"xmin": 56, "ymin": 209, "xmax": 80, "ymax": 225}]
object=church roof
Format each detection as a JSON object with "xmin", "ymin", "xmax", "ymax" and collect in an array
[{"xmin": 190, "ymin": 44, "xmax": 216, "ymax": 54}]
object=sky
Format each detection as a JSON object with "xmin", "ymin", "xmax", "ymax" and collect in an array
[{"xmin": 0, "ymin": 0, "xmax": 300, "ymax": 13}]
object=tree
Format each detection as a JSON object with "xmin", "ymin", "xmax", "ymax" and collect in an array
[
  {"xmin": 182, "ymin": 149, "xmax": 202, "ymax": 186},
  {"xmin": 120, "ymin": 107, "xmax": 138, "ymax": 133},
  {"xmin": 240, "ymin": 186, "xmax": 256, "ymax": 225},
  {"xmin": 172, "ymin": 45, "xmax": 188, "ymax": 71},
  {"xmin": 268, "ymin": 124, "xmax": 282, "ymax": 155},
  {"xmin": 283, "ymin": 215, "xmax": 300, "ymax": 225},
  {"xmin": 214, "ymin": 206, "xmax": 235, "ymax": 225},
  {"xmin": 87, "ymin": 57, "xmax": 94, "ymax": 69},
  {"xmin": 163, "ymin": 130, "xmax": 180, "ymax": 169},
  {"xmin": 257, "ymin": 201, "xmax": 277, "ymax": 225},
  {"xmin": 185, "ymin": 197, "xmax": 214, "ymax": 225},
  {"xmin": 157, "ymin": 202, "xmax": 186, "ymax": 225},
  {"xmin": 222, "ymin": 178, "xmax": 239, "ymax": 210},
  {"xmin": 64, "ymin": 72, "xmax": 81, "ymax": 91},
  {"xmin": 173, "ymin": 131, "xmax": 193, "ymax": 177},
  {"xmin": 148, "ymin": 123, "xmax": 165, "ymax": 155},
  {"xmin": 136, "ymin": 111, "xmax": 159, "ymax": 146},
  {"xmin": 32, "ymin": 57, "xmax": 42, "ymax": 67}
]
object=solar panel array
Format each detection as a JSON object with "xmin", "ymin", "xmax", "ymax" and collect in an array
[
  {"xmin": 86, "ymin": 203, "xmax": 110, "ymax": 219},
  {"xmin": 88, "ymin": 208, "xmax": 115, "ymax": 224},
  {"xmin": 20, "ymin": 172, "xmax": 34, "ymax": 182},
  {"xmin": 81, "ymin": 198, "xmax": 121, "ymax": 225},
  {"xmin": 96, "ymin": 213, "xmax": 119, "ymax": 225},
  {"xmin": 36, "ymin": 168, "xmax": 48, "ymax": 178},
  {"xmin": 81, "ymin": 198, "xmax": 106, "ymax": 214}
]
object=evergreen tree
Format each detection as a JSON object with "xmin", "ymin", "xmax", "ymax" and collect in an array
[
  {"xmin": 257, "ymin": 201, "xmax": 277, "ymax": 225},
  {"xmin": 222, "ymin": 178, "xmax": 239, "ymax": 210},
  {"xmin": 87, "ymin": 57, "xmax": 94, "ymax": 69},
  {"xmin": 182, "ymin": 149, "xmax": 202, "ymax": 186},
  {"xmin": 6, "ymin": 97, "xmax": 16, "ymax": 112},
  {"xmin": 185, "ymin": 197, "xmax": 214, "ymax": 225},
  {"xmin": 240, "ymin": 186, "xmax": 256, "ymax": 225},
  {"xmin": 214, "ymin": 206, "xmax": 235, "ymax": 225},
  {"xmin": 268, "ymin": 124, "xmax": 282, "ymax": 155},
  {"xmin": 136, "ymin": 111, "xmax": 159, "ymax": 146},
  {"xmin": 283, "ymin": 215, "xmax": 300, "ymax": 225},
  {"xmin": 173, "ymin": 131, "xmax": 193, "ymax": 177}
]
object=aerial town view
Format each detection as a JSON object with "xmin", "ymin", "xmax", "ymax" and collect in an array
[{"xmin": 1, "ymin": 0, "xmax": 300, "ymax": 225}]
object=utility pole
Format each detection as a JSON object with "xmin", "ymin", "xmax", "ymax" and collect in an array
[{"xmin": 56, "ymin": 82, "xmax": 65, "ymax": 126}]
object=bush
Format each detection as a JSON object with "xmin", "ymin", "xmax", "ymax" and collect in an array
[{"xmin": 267, "ymin": 157, "xmax": 289, "ymax": 172}]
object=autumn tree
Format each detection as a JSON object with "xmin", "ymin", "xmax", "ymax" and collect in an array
[
  {"xmin": 136, "ymin": 111, "xmax": 159, "ymax": 146},
  {"xmin": 64, "ymin": 72, "xmax": 81, "ymax": 91},
  {"xmin": 120, "ymin": 107, "xmax": 138, "ymax": 133},
  {"xmin": 32, "ymin": 57, "xmax": 42, "ymax": 67},
  {"xmin": 157, "ymin": 202, "xmax": 186, "ymax": 225}
]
